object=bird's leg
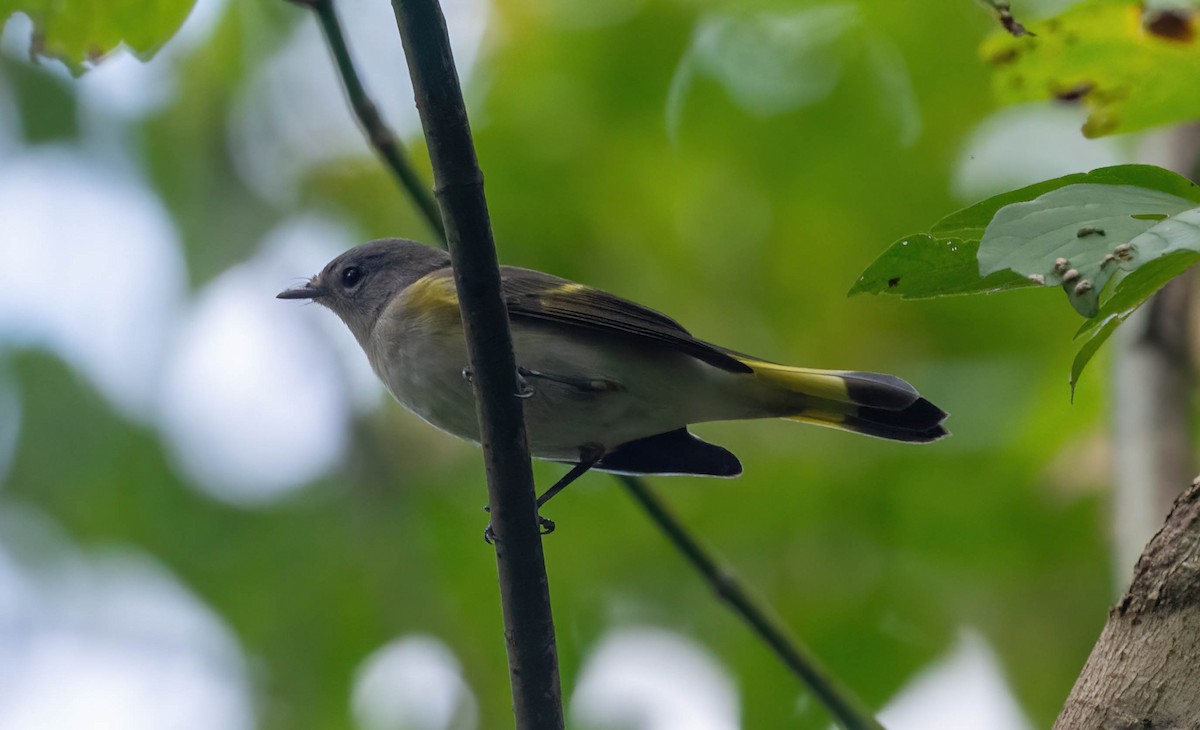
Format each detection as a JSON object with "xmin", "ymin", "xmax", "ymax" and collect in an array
[
  {"xmin": 482, "ymin": 444, "xmax": 605, "ymax": 543},
  {"xmin": 536, "ymin": 444, "xmax": 605, "ymax": 513},
  {"xmin": 462, "ymin": 366, "xmax": 535, "ymax": 399},
  {"xmin": 517, "ymin": 366, "xmax": 621, "ymax": 394}
]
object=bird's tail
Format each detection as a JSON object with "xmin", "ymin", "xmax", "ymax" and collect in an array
[{"xmin": 738, "ymin": 360, "xmax": 949, "ymax": 443}]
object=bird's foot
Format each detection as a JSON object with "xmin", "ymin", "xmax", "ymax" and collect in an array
[
  {"xmin": 463, "ymin": 365, "xmax": 535, "ymax": 399},
  {"xmin": 482, "ymin": 515, "xmax": 554, "ymax": 543},
  {"xmin": 515, "ymin": 370, "xmax": 535, "ymax": 399}
]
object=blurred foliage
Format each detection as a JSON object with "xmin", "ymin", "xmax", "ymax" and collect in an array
[
  {"xmin": 0, "ymin": 0, "xmax": 196, "ymax": 72},
  {"xmin": 1, "ymin": 0, "xmax": 1144, "ymax": 727},
  {"xmin": 983, "ymin": 0, "xmax": 1200, "ymax": 137}
]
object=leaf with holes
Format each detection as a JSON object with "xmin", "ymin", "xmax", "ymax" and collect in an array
[
  {"xmin": 1070, "ymin": 315, "xmax": 1119, "ymax": 399},
  {"xmin": 848, "ymin": 235, "xmax": 1033, "ymax": 298}
]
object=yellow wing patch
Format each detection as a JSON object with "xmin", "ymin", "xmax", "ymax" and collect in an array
[{"xmin": 549, "ymin": 282, "xmax": 590, "ymax": 296}]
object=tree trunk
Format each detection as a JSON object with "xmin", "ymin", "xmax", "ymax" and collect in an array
[{"xmin": 1054, "ymin": 480, "xmax": 1200, "ymax": 729}]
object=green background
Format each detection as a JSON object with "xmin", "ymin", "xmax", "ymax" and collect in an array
[{"xmin": 0, "ymin": 0, "xmax": 1156, "ymax": 727}]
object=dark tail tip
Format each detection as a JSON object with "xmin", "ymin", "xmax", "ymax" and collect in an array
[
  {"xmin": 841, "ymin": 371, "xmax": 921, "ymax": 410},
  {"xmin": 848, "ymin": 397, "xmax": 949, "ymax": 443}
]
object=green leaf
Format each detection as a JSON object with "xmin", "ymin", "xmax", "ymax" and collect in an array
[
  {"xmin": 853, "ymin": 163, "xmax": 1200, "ymax": 392},
  {"xmin": 978, "ymin": 184, "xmax": 1197, "ymax": 316},
  {"xmin": 0, "ymin": 0, "xmax": 196, "ymax": 73},
  {"xmin": 982, "ymin": 0, "xmax": 1200, "ymax": 137},
  {"xmin": 931, "ymin": 164, "xmax": 1200, "ymax": 241},
  {"xmin": 849, "ymin": 234, "xmax": 1033, "ymax": 298},
  {"xmin": 1069, "ymin": 247, "xmax": 1200, "ymax": 388},
  {"xmin": 1069, "ymin": 314, "xmax": 1119, "ymax": 399},
  {"xmin": 851, "ymin": 165, "xmax": 1199, "ymax": 300},
  {"xmin": 1093, "ymin": 245, "xmax": 1200, "ymax": 324}
]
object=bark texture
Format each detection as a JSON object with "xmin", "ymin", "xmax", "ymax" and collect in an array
[{"xmin": 1055, "ymin": 481, "xmax": 1200, "ymax": 729}]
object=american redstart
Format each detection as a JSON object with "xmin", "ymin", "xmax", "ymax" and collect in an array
[{"xmin": 279, "ymin": 238, "xmax": 947, "ymax": 519}]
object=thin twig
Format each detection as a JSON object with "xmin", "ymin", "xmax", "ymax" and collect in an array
[
  {"xmin": 300, "ymin": 2, "xmax": 884, "ymax": 727},
  {"xmin": 298, "ymin": 0, "xmax": 447, "ymax": 242},
  {"xmin": 617, "ymin": 475, "xmax": 885, "ymax": 730},
  {"xmin": 389, "ymin": 0, "xmax": 564, "ymax": 727},
  {"xmin": 978, "ymin": 0, "xmax": 1034, "ymax": 37}
]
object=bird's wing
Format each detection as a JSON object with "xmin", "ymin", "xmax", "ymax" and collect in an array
[{"xmin": 497, "ymin": 266, "xmax": 752, "ymax": 374}]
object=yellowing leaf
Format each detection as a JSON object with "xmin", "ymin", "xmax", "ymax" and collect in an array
[
  {"xmin": 982, "ymin": 0, "xmax": 1200, "ymax": 137},
  {"xmin": 0, "ymin": 0, "xmax": 196, "ymax": 74}
]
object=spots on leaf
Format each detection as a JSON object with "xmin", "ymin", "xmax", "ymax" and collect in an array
[
  {"xmin": 1144, "ymin": 8, "xmax": 1195, "ymax": 43},
  {"xmin": 1052, "ymin": 81, "xmax": 1095, "ymax": 102}
]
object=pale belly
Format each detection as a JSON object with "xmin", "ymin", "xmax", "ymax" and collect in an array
[{"xmin": 369, "ymin": 320, "xmax": 750, "ymax": 461}]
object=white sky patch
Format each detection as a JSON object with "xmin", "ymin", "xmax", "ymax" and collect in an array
[
  {"xmin": 570, "ymin": 627, "xmax": 740, "ymax": 730},
  {"xmin": 75, "ymin": 0, "xmax": 230, "ymax": 126},
  {"xmin": 0, "ymin": 14, "xmax": 68, "ymax": 79},
  {"xmin": 158, "ymin": 238, "xmax": 353, "ymax": 504},
  {"xmin": 0, "ymin": 147, "xmax": 187, "ymax": 421},
  {"xmin": 255, "ymin": 217, "xmax": 383, "ymax": 413},
  {"xmin": 953, "ymin": 104, "xmax": 1132, "ymax": 202},
  {"xmin": 873, "ymin": 630, "xmax": 1032, "ymax": 730},
  {"xmin": 0, "ymin": 147, "xmax": 366, "ymax": 503},
  {"xmin": 351, "ymin": 635, "xmax": 478, "ymax": 730},
  {"xmin": 228, "ymin": 0, "xmax": 489, "ymax": 203},
  {"xmin": 0, "ymin": 515, "xmax": 253, "ymax": 730}
]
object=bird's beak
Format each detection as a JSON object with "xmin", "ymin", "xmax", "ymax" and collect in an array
[{"xmin": 276, "ymin": 281, "xmax": 327, "ymax": 300}]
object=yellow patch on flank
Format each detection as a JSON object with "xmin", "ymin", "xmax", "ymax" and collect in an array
[
  {"xmin": 739, "ymin": 359, "xmax": 852, "ymax": 402},
  {"xmin": 405, "ymin": 273, "xmax": 462, "ymax": 327}
]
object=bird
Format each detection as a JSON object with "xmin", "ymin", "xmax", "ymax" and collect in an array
[{"xmin": 279, "ymin": 238, "xmax": 947, "ymax": 526}]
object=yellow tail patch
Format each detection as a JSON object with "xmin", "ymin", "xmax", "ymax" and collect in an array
[{"xmin": 736, "ymin": 359, "xmax": 854, "ymax": 403}]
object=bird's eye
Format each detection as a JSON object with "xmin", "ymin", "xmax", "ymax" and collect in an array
[{"xmin": 341, "ymin": 266, "xmax": 363, "ymax": 289}]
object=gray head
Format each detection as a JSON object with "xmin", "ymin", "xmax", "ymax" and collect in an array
[{"xmin": 277, "ymin": 238, "xmax": 451, "ymax": 346}]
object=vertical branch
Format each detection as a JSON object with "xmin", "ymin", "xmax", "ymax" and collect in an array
[{"xmin": 389, "ymin": 1, "xmax": 564, "ymax": 727}]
